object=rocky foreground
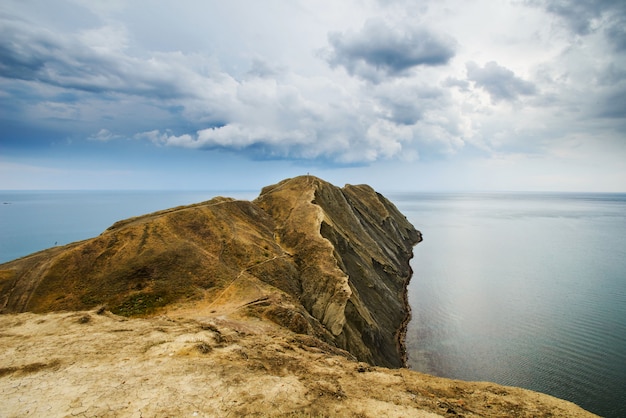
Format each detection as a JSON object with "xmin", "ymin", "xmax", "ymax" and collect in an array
[
  {"xmin": 0, "ymin": 309, "xmax": 595, "ymax": 417},
  {"xmin": 0, "ymin": 176, "xmax": 597, "ymax": 417}
]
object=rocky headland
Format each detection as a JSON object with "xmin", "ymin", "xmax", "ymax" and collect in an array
[{"xmin": 0, "ymin": 176, "xmax": 596, "ymax": 417}]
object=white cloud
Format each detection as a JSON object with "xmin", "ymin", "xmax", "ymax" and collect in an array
[
  {"xmin": 89, "ymin": 128, "xmax": 121, "ymax": 142},
  {"xmin": 1, "ymin": 0, "xmax": 625, "ymax": 190},
  {"xmin": 325, "ymin": 18, "xmax": 456, "ymax": 83},
  {"xmin": 466, "ymin": 61, "xmax": 537, "ymax": 103}
]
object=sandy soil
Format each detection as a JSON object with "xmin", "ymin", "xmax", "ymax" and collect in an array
[{"xmin": 0, "ymin": 308, "xmax": 597, "ymax": 418}]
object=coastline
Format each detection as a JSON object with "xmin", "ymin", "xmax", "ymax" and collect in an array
[
  {"xmin": 0, "ymin": 183, "xmax": 612, "ymax": 416},
  {"xmin": 397, "ymin": 236, "xmax": 422, "ymax": 368}
]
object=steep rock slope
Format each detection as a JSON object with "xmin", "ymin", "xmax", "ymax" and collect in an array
[
  {"xmin": 0, "ymin": 176, "xmax": 599, "ymax": 417},
  {"xmin": 255, "ymin": 176, "xmax": 420, "ymax": 367},
  {"xmin": 0, "ymin": 176, "xmax": 419, "ymax": 368}
]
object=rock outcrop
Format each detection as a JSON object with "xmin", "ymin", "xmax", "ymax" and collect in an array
[
  {"xmin": 255, "ymin": 176, "xmax": 420, "ymax": 367},
  {"xmin": 0, "ymin": 176, "xmax": 598, "ymax": 417},
  {"xmin": 0, "ymin": 176, "xmax": 419, "ymax": 368}
]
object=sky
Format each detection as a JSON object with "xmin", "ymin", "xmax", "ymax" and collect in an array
[{"xmin": 1, "ymin": 0, "xmax": 625, "ymax": 192}]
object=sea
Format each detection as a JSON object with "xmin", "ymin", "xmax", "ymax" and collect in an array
[
  {"xmin": 391, "ymin": 192, "xmax": 626, "ymax": 418},
  {"xmin": 1, "ymin": 190, "xmax": 625, "ymax": 417}
]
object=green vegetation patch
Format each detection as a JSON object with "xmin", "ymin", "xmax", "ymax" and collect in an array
[{"xmin": 111, "ymin": 292, "xmax": 168, "ymax": 316}]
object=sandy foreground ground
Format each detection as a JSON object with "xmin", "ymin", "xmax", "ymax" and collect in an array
[{"xmin": 0, "ymin": 308, "xmax": 597, "ymax": 418}]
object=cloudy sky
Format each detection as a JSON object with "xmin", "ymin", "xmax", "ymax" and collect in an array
[{"xmin": 1, "ymin": 0, "xmax": 625, "ymax": 191}]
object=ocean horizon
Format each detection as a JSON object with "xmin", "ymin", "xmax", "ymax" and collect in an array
[
  {"xmin": 1, "ymin": 189, "xmax": 625, "ymax": 417},
  {"xmin": 391, "ymin": 191, "xmax": 626, "ymax": 418},
  {"xmin": 0, "ymin": 190, "xmax": 258, "ymax": 264}
]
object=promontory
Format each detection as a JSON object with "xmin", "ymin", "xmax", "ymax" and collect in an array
[{"xmin": 0, "ymin": 176, "xmax": 597, "ymax": 417}]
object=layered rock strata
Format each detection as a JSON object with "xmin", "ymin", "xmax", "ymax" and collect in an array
[
  {"xmin": 0, "ymin": 176, "xmax": 420, "ymax": 367},
  {"xmin": 0, "ymin": 176, "xmax": 599, "ymax": 416}
]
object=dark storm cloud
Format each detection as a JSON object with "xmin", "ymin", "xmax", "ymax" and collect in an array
[
  {"xmin": 0, "ymin": 12, "xmax": 424, "ymax": 164},
  {"xmin": 0, "ymin": 17, "xmax": 190, "ymax": 100},
  {"xmin": 325, "ymin": 19, "xmax": 456, "ymax": 82},
  {"xmin": 529, "ymin": 0, "xmax": 626, "ymax": 50},
  {"xmin": 596, "ymin": 87, "xmax": 626, "ymax": 119},
  {"xmin": 466, "ymin": 61, "xmax": 537, "ymax": 103},
  {"xmin": 375, "ymin": 84, "xmax": 448, "ymax": 125},
  {"xmin": 605, "ymin": 23, "xmax": 626, "ymax": 52},
  {"xmin": 0, "ymin": 19, "xmax": 52, "ymax": 80},
  {"xmin": 538, "ymin": 0, "xmax": 613, "ymax": 34}
]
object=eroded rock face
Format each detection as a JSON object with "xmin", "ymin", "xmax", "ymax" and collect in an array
[
  {"xmin": 0, "ymin": 176, "xmax": 420, "ymax": 367},
  {"xmin": 0, "ymin": 177, "xmax": 601, "ymax": 416},
  {"xmin": 255, "ymin": 176, "xmax": 421, "ymax": 367}
]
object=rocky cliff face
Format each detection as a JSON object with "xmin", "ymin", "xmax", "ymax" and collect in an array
[
  {"xmin": 0, "ymin": 176, "xmax": 420, "ymax": 368},
  {"xmin": 255, "ymin": 177, "xmax": 420, "ymax": 367},
  {"xmin": 0, "ymin": 176, "xmax": 598, "ymax": 417}
]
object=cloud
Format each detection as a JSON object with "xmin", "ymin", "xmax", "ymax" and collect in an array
[
  {"xmin": 0, "ymin": 16, "xmax": 203, "ymax": 100},
  {"xmin": 89, "ymin": 128, "xmax": 122, "ymax": 142},
  {"xmin": 527, "ymin": 0, "xmax": 626, "ymax": 51},
  {"xmin": 2, "ymin": 0, "xmax": 624, "ymax": 185},
  {"xmin": 373, "ymin": 83, "xmax": 449, "ymax": 126},
  {"xmin": 595, "ymin": 87, "xmax": 626, "ymax": 119},
  {"xmin": 135, "ymin": 129, "xmax": 194, "ymax": 145},
  {"xmin": 1, "ymin": 11, "xmax": 444, "ymax": 164},
  {"xmin": 325, "ymin": 18, "xmax": 456, "ymax": 82},
  {"xmin": 466, "ymin": 61, "xmax": 537, "ymax": 103},
  {"xmin": 1, "ymin": 10, "xmax": 440, "ymax": 164},
  {"xmin": 133, "ymin": 75, "xmax": 465, "ymax": 164},
  {"xmin": 528, "ymin": 0, "xmax": 625, "ymax": 34},
  {"xmin": 136, "ymin": 116, "xmax": 406, "ymax": 164},
  {"xmin": 537, "ymin": 0, "xmax": 609, "ymax": 34},
  {"xmin": 246, "ymin": 59, "xmax": 282, "ymax": 79},
  {"xmin": 605, "ymin": 20, "xmax": 626, "ymax": 51},
  {"xmin": 0, "ymin": 6, "xmax": 471, "ymax": 166},
  {"xmin": 443, "ymin": 77, "xmax": 470, "ymax": 92}
]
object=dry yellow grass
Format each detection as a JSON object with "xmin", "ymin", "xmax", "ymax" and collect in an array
[
  {"xmin": 0, "ymin": 176, "xmax": 598, "ymax": 416},
  {"xmin": 0, "ymin": 309, "xmax": 597, "ymax": 417}
]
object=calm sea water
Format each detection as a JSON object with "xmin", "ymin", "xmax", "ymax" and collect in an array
[
  {"xmin": 0, "ymin": 190, "xmax": 256, "ymax": 264},
  {"xmin": 1, "ymin": 191, "xmax": 625, "ymax": 417},
  {"xmin": 391, "ymin": 192, "xmax": 626, "ymax": 418}
]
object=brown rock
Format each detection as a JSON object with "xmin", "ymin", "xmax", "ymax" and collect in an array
[
  {"xmin": 0, "ymin": 175, "xmax": 419, "ymax": 367},
  {"xmin": 0, "ymin": 176, "xmax": 598, "ymax": 417}
]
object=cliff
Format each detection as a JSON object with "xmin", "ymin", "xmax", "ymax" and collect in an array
[
  {"xmin": 0, "ymin": 176, "xmax": 419, "ymax": 368},
  {"xmin": 0, "ymin": 176, "xmax": 597, "ymax": 417},
  {"xmin": 255, "ymin": 176, "xmax": 420, "ymax": 367}
]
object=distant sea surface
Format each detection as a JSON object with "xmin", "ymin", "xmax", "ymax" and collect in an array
[
  {"xmin": 0, "ymin": 190, "xmax": 257, "ymax": 264},
  {"xmin": 1, "ymin": 190, "xmax": 625, "ymax": 417},
  {"xmin": 391, "ymin": 192, "xmax": 626, "ymax": 418}
]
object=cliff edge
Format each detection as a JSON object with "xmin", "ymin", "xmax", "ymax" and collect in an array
[
  {"xmin": 0, "ymin": 176, "xmax": 597, "ymax": 417},
  {"xmin": 255, "ymin": 176, "xmax": 420, "ymax": 367},
  {"xmin": 0, "ymin": 175, "xmax": 419, "ymax": 368}
]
